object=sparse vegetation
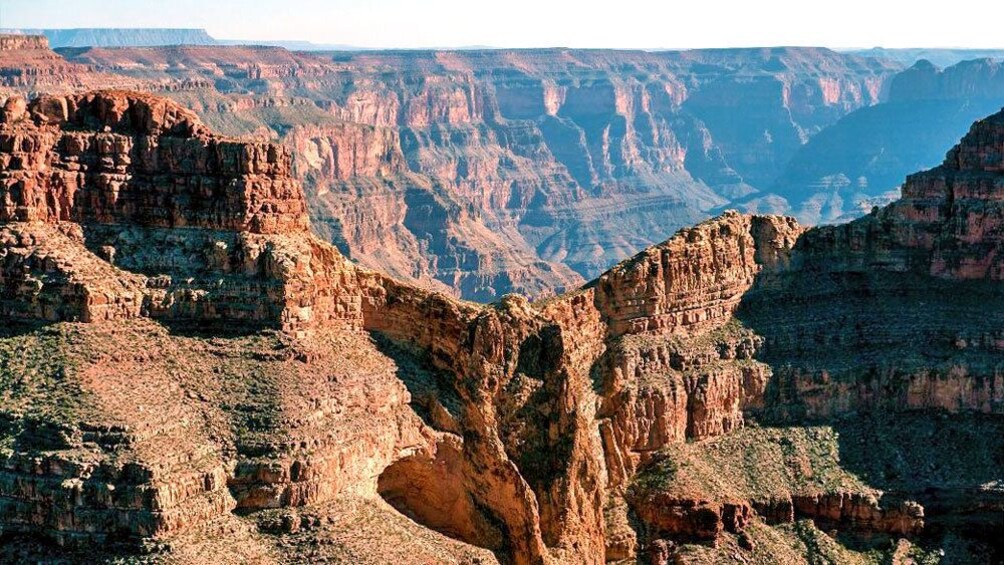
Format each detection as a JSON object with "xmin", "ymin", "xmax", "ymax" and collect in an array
[{"xmin": 630, "ymin": 424, "xmax": 873, "ymax": 506}]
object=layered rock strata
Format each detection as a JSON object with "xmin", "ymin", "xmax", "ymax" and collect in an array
[
  {"xmin": 0, "ymin": 91, "xmax": 459, "ymax": 561},
  {"xmin": 0, "ymin": 91, "xmax": 365, "ymax": 333},
  {"xmin": 52, "ymin": 44, "xmax": 901, "ymax": 299},
  {"xmin": 0, "ymin": 35, "xmax": 130, "ymax": 96},
  {"xmin": 4, "ymin": 91, "xmax": 1004, "ymax": 564},
  {"xmin": 0, "ymin": 90, "xmax": 804, "ymax": 564}
]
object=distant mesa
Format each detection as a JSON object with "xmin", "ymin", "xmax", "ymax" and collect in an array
[
  {"xmin": 1, "ymin": 27, "xmax": 218, "ymax": 48},
  {"xmin": 0, "ymin": 27, "xmax": 369, "ymax": 51}
]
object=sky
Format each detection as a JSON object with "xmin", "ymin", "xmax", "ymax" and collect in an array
[{"xmin": 2, "ymin": 0, "xmax": 1003, "ymax": 50}]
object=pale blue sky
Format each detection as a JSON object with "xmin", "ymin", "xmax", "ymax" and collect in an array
[{"xmin": 2, "ymin": 0, "xmax": 1002, "ymax": 49}]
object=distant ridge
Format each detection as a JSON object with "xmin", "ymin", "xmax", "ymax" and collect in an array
[
  {"xmin": 0, "ymin": 28, "xmax": 217, "ymax": 47},
  {"xmin": 0, "ymin": 28, "xmax": 376, "ymax": 51},
  {"xmin": 5, "ymin": 29, "xmax": 1004, "ymax": 60},
  {"xmin": 846, "ymin": 47, "xmax": 1004, "ymax": 67},
  {"xmin": 217, "ymin": 38, "xmax": 370, "ymax": 51}
]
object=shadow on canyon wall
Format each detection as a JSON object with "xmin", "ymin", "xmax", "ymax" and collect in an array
[{"xmin": 734, "ymin": 233, "xmax": 1004, "ymax": 561}]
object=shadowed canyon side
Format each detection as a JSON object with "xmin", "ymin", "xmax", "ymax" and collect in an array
[
  {"xmin": 4, "ymin": 89, "xmax": 1004, "ymax": 564},
  {"xmin": 631, "ymin": 108, "xmax": 1004, "ymax": 563},
  {"xmin": 766, "ymin": 57, "xmax": 1004, "ymax": 224}
]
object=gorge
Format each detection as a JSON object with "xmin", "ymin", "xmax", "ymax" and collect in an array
[
  {"xmin": 0, "ymin": 84, "xmax": 1003, "ymax": 563},
  {"xmin": 6, "ymin": 34, "xmax": 1004, "ymax": 302},
  {"xmin": 2, "ymin": 26, "xmax": 1004, "ymax": 565}
]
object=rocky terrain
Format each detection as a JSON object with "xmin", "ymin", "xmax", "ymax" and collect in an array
[
  {"xmin": 47, "ymin": 43, "xmax": 902, "ymax": 300},
  {"xmin": 0, "ymin": 34, "xmax": 135, "ymax": 97},
  {"xmin": 1, "ymin": 87, "xmax": 1004, "ymax": 564},
  {"xmin": 4, "ymin": 34, "xmax": 1004, "ymax": 303},
  {"xmin": 766, "ymin": 57, "xmax": 1004, "ymax": 223}
]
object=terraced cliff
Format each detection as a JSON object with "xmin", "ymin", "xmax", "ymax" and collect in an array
[
  {"xmin": 11, "ymin": 38, "xmax": 1004, "ymax": 304},
  {"xmin": 52, "ymin": 44, "xmax": 900, "ymax": 300},
  {"xmin": 3, "ymin": 90, "xmax": 1004, "ymax": 564},
  {"xmin": 0, "ymin": 35, "xmax": 133, "ymax": 97}
]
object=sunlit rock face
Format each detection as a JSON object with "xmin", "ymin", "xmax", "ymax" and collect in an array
[
  {"xmin": 51, "ymin": 44, "xmax": 901, "ymax": 300},
  {"xmin": 5, "ymin": 57, "xmax": 1004, "ymax": 565}
]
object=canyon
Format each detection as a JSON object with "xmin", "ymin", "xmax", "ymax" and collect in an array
[
  {"xmin": 6, "ymin": 33, "xmax": 1004, "ymax": 302},
  {"xmin": 768, "ymin": 56, "xmax": 1004, "ymax": 224},
  {"xmin": 15, "ymin": 37, "xmax": 906, "ymax": 299},
  {"xmin": 2, "ymin": 84, "xmax": 1004, "ymax": 564},
  {"xmin": 3, "ymin": 28, "xmax": 1004, "ymax": 564}
]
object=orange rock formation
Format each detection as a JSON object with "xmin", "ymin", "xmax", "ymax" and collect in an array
[{"xmin": 3, "ymin": 90, "xmax": 1004, "ymax": 563}]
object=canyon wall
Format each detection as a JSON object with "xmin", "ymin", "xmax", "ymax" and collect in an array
[
  {"xmin": 5, "ymin": 88, "xmax": 1004, "ymax": 563},
  {"xmin": 0, "ymin": 34, "xmax": 133, "ymax": 96},
  {"xmin": 0, "ymin": 89, "xmax": 860, "ymax": 564},
  {"xmin": 14, "ymin": 38, "xmax": 1004, "ymax": 304},
  {"xmin": 52, "ymin": 43, "xmax": 900, "ymax": 300},
  {"xmin": 0, "ymin": 91, "xmax": 369, "ymax": 334},
  {"xmin": 743, "ymin": 109, "xmax": 1004, "ymax": 421},
  {"xmin": 769, "ymin": 57, "xmax": 1004, "ymax": 224}
]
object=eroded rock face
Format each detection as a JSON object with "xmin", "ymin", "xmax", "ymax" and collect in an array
[
  {"xmin": 0, "ymin": 223, "xmax": 146, "ymax": 322},
  {"xmin": 587, "ymin": 211, "xmax": 802, "ymax": 338},
  {"xmin": 0, "ymin": 35, "xmax": 131, "ymax": 96},
  {"xmin": 0, "ymin": 91, "xmax": 372, "ymax": 333},
  {"xmin": 745, "ymin": 110, "xmax": 1004, "ymax": 421},
  {"xmin": 0, "ymin": 90, "xmax": 808, "ymax": 564},
  {"xmin": 5, "ymin": 91, "xmax": 1004, "ymax": 564},
  {"xmin": 50, "ymin": 44, "xmax": 900, "ymax": 300},
  {"xmin": 1, "ymin": 91, "xmax": 307, "ymax": 233}
]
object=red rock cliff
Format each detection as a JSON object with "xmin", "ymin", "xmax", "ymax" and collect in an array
[
  {"xmin": 5, "ymin": 91, "xmax": 1004, "ymax": 565},
  {"xmin": 1, "ymin": 91, "xmax": 307, "ymax": 233},
  {"xmin": 50, "ymin": 45, "xmax": 899, "ymax": 301}
]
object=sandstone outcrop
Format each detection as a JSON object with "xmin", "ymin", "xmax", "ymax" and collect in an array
[
  {"xmin": 737, "ymin": 112, "xmax": 1004, "ymax": 425},
  {"xmin": 625, "ymin": 426, "xmax": 925, "ymax": 554},
  {"xmin": 0, "ymin": 90, "xmax": 464, "ymax": 562},
  {"xmin": 0, "ymin": 89, "xmax": 810, "ymax": 564},
  {"xmin": 0, "ymin": 90, "xmax": 368, "ymax": 334},
  {"xmin": 1, "ymin": 91, "xmax": 306, "ymax": 232}
]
